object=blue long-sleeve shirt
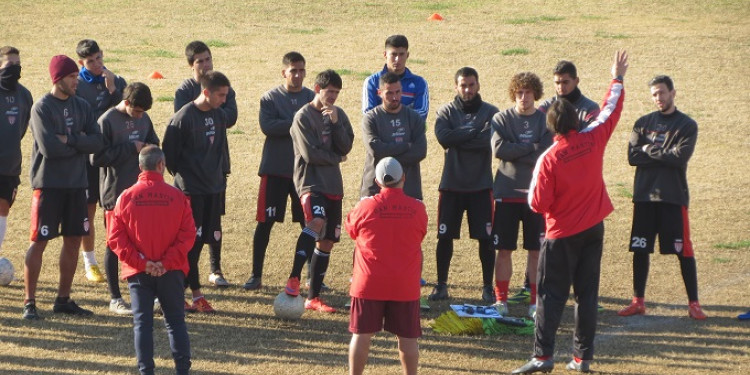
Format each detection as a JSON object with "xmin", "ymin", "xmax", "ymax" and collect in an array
[{"xmin": 362, "ymin": 66, "xmax": 429, "ymax": 121}]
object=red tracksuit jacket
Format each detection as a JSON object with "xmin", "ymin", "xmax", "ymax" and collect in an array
[
  {"xmin": 108, "ymin": 171, "xmax": 196, "ymax": 279},
  {"xmin": 528, "ymin": 79, "xmax": 624, "ymax": 239}
]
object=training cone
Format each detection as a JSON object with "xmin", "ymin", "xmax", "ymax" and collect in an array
[
  {"xmin": 428, "ymin": 13, "xmax": 444, "ymax": 21},
  {"xmin": 149, "ymin": 71, "xmax": 164, "ymax": 79}
]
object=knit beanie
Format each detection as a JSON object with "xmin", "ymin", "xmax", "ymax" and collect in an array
[{"xmin": 49, "ymin": 55, "xmax": 78, "ymax": 84}]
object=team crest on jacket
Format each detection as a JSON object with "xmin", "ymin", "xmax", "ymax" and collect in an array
[
  {"xmin": 6, "ymin": 105, "xmax": 19, "ymax": 125},
  {"xmin": 674, "ymin": 239, "xmax": 683, "ymax": 253}
]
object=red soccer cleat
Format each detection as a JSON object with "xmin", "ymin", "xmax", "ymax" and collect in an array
[{"xmin": 305, "ymin": 297, "xmax": 336, "ymax": 313}]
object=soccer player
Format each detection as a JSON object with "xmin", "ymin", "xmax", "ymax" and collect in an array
[
  {"xmin": 23, "ymin": 55, "xmax": 104, "ymax": 320},
  {"xmin": 243, "ymin": 52, "xmax": 314, "ymax": 291},
  {"xmin": 617, "ymin": 75, "xmax": 706, "ymax": 320},
  {"xmin": 92, "ymin": 82, "xmax": 159, "ymax": 314},
  {"xmin": 362, "ymin": 35, "xmax": 429, "ymax": 121},
  {"xmin": 538, "ymin": 60, "xmax": 601, "ymax": 129},
  {"xmin": 430, "ymin": 67, "xmax": 498, "ymax": 303},
  {"xmin": 283, "ymin": 69, "xmax": 354, "ymax": 313},
  {"xmin": 360, "ymin": 71, "xmax": 426, "ymax": 200},
  {"xmin": 75, "ymin": 39, "xmax": 127, "ymax": 283},
  {"xmin": 174, "ymin": 40, "xmax": 238, "ymax": 288},
  {"xmin": 511, "ymin": 50, "xmax": 628, "ymax": 375},
  {"xmin": 0, "ymin": 46, "xmax": 32, "ymax": 258},
  {"xmin": 163, "ymin": 71, "xmax": 232, "ymax": 313},
  {"xmin": 108, "ymin": 145, "xmax": 194, "ymax": 375},
  {"xmin": 347, "ymin": 157, "xmax": 427, "ymax": 375},
  {"xmin": 512, "ymin": 61, "xmax": 602, "ymax": 306},
  {"xmin": 491, "ymin": 72, "xmax": 552, "ymax": 319}
]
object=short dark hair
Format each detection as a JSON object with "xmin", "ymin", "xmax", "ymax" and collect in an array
[
  {"xmin": 649, "ymin": 75, "xmax": 674, "ymax": 91},
  {"xmin": 455, "ymin": 67, "xmax": 479, "ymax": 84},
  {"xmin": 508, "ymin": 72, "xmax": 544, "ymax": 102},
  {"xmin": 123, "ymin": 82, "xmax": 153, "ymax": 111},
  {"xmin": 553, "ymin": 60, "xmax": 577, "ymax": 78},
  {"xmin": 282, "ymin": 51, "xmax": 305, "ymax": 66},
  {"xmin": 315, "ymin": 69, "xmax": 342, "ymax": 89},
  {"xmin": 385, "ymin": 35, "xmax": 409, "ymax": 50},
  {"xmin": 379, "ymin": 72, "xmax": 400, "ymax": 87},
  {"xmin": 185, "ymin": 40, "xmax": 211, "ymax": 66},
  {"xmin": 76, "ymin": 39, "xmax": 101, "ymax": 58},
  {"xmin": 200, "ymin": 71, "xmax": 230, "ymax": 91},
  {"xmin": 139, "ymin": 145, "xmax": 164, "ymax": 171},
  {"xmin": 546, "ymin": 98, "xmax": 579, "ymax": 135},
  {"xmin": 0, "ymin": 46, "xmax": 20, "ymax": 57}
]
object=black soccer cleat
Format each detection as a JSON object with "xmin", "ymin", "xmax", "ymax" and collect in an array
[
  {"xmin": 53, "ymin": 299, "xmax": 94, "ymax": 316},
  {"xmin": 511, "ymin": 357, "xmax": 554, "ymax": 374},
  {"xmin": 428, "ymin": 283, "xmax": 449, "ymax": 301}
]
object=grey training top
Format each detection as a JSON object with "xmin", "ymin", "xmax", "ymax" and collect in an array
[
  {"xmin": 360, "ymin": 105, "xmax": 426, "ymax": 199},
  {"xmin": 258, "ymin": 85, "xmax": 315, "ymax": 177},
  {"xmin": 291, "ymin": 103, "xmax": 355, "ymax": 197},
  {"xmin": 435, "ymin": 100, "xmax": 498, "ymax": 192},
  {"xmin": 628, "ymin": 109, "xmax": 697, "ymax": 207},
  {"xmin": 491, "ymin": 107, "xmax": 552, "ymax": 199},
  {"xmin": 92, "ymin": 107, "xmax": 160, "ymax": 210},
  {"xmin": 29, "ymin": 93, "xmax": 104, "ymax": 189},
  {"xmin": 0, "ymin": 84, "xmax": 33, "ymax": 176},
  {"xmin": 76, "ymin": 75, "xmax": 127, "ymax": 121},
  {"xmin": 163, "ymin": 102, "xmax": 228, "ymax": 195}
]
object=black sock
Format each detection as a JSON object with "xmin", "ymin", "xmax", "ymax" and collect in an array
[
  {"xmin": 186, "ymin": 240, "xmax": 203, "ymax": 290},
  {"xmin": 436, "ymin": 238, "xmax": 453, "ymax": 285},
  {"xmin": 252, "ymin": 221, "xmax": 274, "ymax": 277},
  {"xmin": 209, "ymin": 239, "xmax": 222, "ymax": 274},
  {"xmin": 309, "ymin": 248, "xmax": 330, "ymax": 299},
  {"xmin": 478, "ymin": 239, "xmax": 495, "ymax": 286},
  {"xmin": 104, "ymin": 246, "xmax": 121, "ymax": 299},
  {"xmin": 290, "ymin": 228, "xmax": 317, "ymax": 279},
  {"xmin": 678, "ymin": 254, "xmax": 699, "ymax": 301},
  {"xmin": 523, "ymin": 273, "xmax": 530, "ymax": 290},
  {"xmin": 633, "ymin": 252, "xmax": 650, "ymax": 298}
]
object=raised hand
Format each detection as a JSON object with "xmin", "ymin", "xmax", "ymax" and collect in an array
[{"xmin": 612, "ymin": 50, "xmax": 629, "ymax": 78}]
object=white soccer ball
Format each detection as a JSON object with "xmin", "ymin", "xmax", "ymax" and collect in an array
[
  {"xmin": 273, "ymin": 291, "xmax": 305, "ymax": 320},
  {"xmin": 0, "ymin": 257, "xmax": 15, "ymax": 286}
]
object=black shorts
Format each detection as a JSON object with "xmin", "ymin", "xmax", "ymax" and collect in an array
[
  {"xmin": 492, "ymin": 200, "xmax": 544, "ymax": 251},
  {"xmin": 86, "ymin": 163, "xmax": 99, "ymax": 204},
  {"xmin": 256, "ymin": 175, "xmax": 304, "ymax": 223},
  {"xmin": 300, "ymin": 192, "xmax": 342, "ymax": 242},
  {"xmin": 188, "ymin": 193, "xmax": 223, "ymax": 245},
  {"xmin": 436, "ymin": 190, "xmax": 494, "ymax": 240},
  {"xmin": 29, "ymin": 188, "xmax": 89, "ymax": 241},
  {"xmin": 630, "ymin": 202, "xmax": 694, "ymax": 257},
  {"xmin": 0, "ymin": 175, "xmax": 20, "ymax": 207}
]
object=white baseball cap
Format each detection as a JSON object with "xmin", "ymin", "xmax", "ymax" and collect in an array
[{"xmin": 375, "ymin": 157, "xmax": 403, "ymax": 187}]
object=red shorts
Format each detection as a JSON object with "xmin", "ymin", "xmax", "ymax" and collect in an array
[{"xmin": 348, "ymin": 297, "xmax": 421, "ymax": 338}]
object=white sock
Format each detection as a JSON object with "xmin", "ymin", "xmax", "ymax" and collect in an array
[
  {"xmin": 0, "ymin": 216, "xmax": 6, "ymax": 253},
  {"xmin": 82, "ymin": 250, "xmax": 98, "ymax": 267}
]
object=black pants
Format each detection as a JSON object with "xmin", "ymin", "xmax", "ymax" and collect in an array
[{"xmin": 534, "ymin": 222, "xmax": 603, "ymax": 361}]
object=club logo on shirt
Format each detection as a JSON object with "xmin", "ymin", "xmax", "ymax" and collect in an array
[
  {"xmin": 6, "ymin": 105, "xmax": 18, "ymax": 125},
  {"xmin": 204, "ymin": 117, "xmax": 216, "ymax": 145},
  {"xmin": 64, "ymin": 107, "xmax": 74, "ymax": 133}
]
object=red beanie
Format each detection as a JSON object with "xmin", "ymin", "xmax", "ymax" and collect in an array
[{"xmin": 49, "ymin": 55, "xmax": 79, "ymax": 84}]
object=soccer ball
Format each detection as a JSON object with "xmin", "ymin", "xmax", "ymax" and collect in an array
[
  {"xmin": 0, "ymin": 257, "xmax": 15, "ymax": 286},
  {"xmin": 273, "ymin": 291, "xmax": 305, "ymax": 320}
]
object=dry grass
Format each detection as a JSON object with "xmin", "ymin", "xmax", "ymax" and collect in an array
[{"xmin": 1, "ymin": 0, "xmax": 749, "ymax": 374}]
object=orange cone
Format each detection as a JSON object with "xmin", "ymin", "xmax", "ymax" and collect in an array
[
  {"xmin": 149, "ymin": 71, "xmax": 164, "ymax": 79},
  {"xmin": 428, "ymin": 13, "xmax": 444, "ymax": 21}
]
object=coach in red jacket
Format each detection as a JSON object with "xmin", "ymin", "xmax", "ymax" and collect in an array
[
  {"xmin": 108, "ymin": 145, "xmax": 196, "ymax": 375},
  {"xmin": 511, "ymin": 50, "xmax": 628, "ymax": 375},
  {"xmin": 346, "ymin": 157, "xmax": 428, "ymax": 375}
]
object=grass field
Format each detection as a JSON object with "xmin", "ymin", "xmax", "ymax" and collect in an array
[{"xmin": 1, "ymin": 0, "xmax": 749, "ymax": 374}]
